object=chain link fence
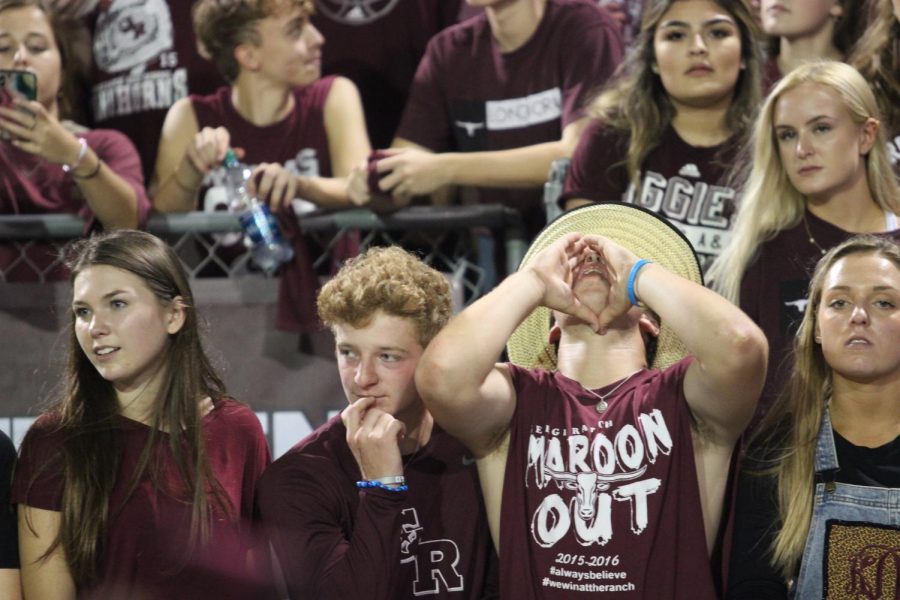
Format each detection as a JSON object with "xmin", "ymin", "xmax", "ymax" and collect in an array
[{"xmin": 0, "ymin": 205, "xmax": 527, "ymax": 303}]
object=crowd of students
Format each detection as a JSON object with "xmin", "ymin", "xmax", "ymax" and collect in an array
[{"xmin": 1, "ymin": 0, "xmax": 899, "ymax": 598}]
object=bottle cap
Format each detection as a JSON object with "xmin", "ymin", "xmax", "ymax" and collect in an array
[{"xmin": 222, "ymin": 148, "xmax": 239, "ymax": 168}]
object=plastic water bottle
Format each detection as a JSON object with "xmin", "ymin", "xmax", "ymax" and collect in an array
[{"xmin": 222, "ymin": 149, "xmax": 294, "ymax": 274}]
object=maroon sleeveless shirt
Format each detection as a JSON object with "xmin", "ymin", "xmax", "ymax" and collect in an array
[
  {"xmin": 190, "ymin": 78, "xmax": 339, "ymax": 333},
  {"xmin": 501, "ymin": 358, "xmax": 717, "ymax": 599}
]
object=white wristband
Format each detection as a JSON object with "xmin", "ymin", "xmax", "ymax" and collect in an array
[
  {"xmin": 62, "ymin": 138, "xmax": 88, "ymax": 174},
  {"xmin": 372, "ymin": 475, "xmax": 406, "ymax": 485}
]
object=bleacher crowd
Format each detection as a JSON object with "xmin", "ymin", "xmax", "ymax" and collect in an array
[{"xmin": 1, "ymin": 0, "xmax": 899, "ymax": 598}]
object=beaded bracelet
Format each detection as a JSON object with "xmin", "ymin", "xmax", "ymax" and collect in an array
[
  {"xmin": 62, "ymin": 138, "xmax": 87, "ymax": 174},
  {"xmin": 356, "ymin": 480, "xmax": 409, "ymax": 492},
  {"xmin": 626, "ymin": 259, "xmax": 652, "ymax": 307}
]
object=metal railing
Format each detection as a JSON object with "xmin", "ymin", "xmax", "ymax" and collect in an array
[{"xmin": 0, "ymin": 205, "xmax": 527, "ymax": 302}]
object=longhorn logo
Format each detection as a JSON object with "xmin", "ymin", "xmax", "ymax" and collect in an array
[
  {"xmin": 784, "ymin": 298, "xmax": 809, "ymax": 313},
  {"xmin": 455, "ymin": 120, "xmax": 485, "ymax": 137}
]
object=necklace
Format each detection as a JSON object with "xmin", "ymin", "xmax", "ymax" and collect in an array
[
  {"xmin": 802, "ymin": 213, "xmax": 827, "ymax": 256},
  {"xmin": 581, "ymin": 370, "xmax": 641, "ymax": 414},
  {"xmin": 803, "ymin": 209, "xmax": 894, "ymax": 257}
]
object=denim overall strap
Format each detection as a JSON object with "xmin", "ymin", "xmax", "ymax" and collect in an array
[
  {"xmin": 794, "ymin": 407, "xmax": 900, "ymax": 599},
  {"xmin": 814, "ymin": 408, "xmax": 839, "ymax": 475}
]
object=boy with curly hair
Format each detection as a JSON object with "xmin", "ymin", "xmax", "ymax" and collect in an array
[{"xmin": 257, "ymin": 246, "xmax": 496, "ymax": 599}]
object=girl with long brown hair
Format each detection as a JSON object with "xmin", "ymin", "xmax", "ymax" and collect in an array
[
  {"xmin": 727, "ymin": 235, "xmax": 900, "ymax": 598},
  {"xmin": 561, "ymin": 0, "xmax": 762, "ymax": 273},
  {"xmin": 12, "ymin": 230, "xmax": 274, "ymax": 599}
]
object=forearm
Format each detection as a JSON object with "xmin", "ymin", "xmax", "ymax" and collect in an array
[
  {"xmin": 0, "ymin": 570, "xmax": 21, "ymax": 600},
  {"xmin": 637, "ymin": 264, "xmax": 767, "ymax": 383},
  {"xmin": 151, "ymin": 160, "xmax": 201, "ymax": 214},
  {"xmin": 440, "ymin": 141, "xmax": 570, "ymax": 189},
  {"xmin": 297, "ymin": 175, "xmax": 354, "ymax": 210},
  {"xmin": 73, "ymin": 150, "xmax": 141, "ymax": 229},
  {"xmin": 277, "ymin": 492, "xmax": 407, "ymax": 600},
  {"xmin": 18, "ymin": 506, "xmax": 76, "ymax": 600}
]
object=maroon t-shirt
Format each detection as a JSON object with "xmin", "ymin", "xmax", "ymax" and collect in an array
[
  {"xmin": 562, "ymin": 122, "xmax": 739, "ymax": 273},
  {"xmin": 88, "ymin": 0, "xmax": 225, "ymax": 180},
  {"xmin": 739, "ymin": 211, "xmax": 900, "ymax": 426},
  {"xmin": 501, "ymin": 359, "xmax": 718, "ymax": 599},
  {"xmin": 312, "ymin": 0, "xmax": 461, "ymax": 148},
  {"xmin": 396, "ymin": 0, "xmax": 623, "ymax": 234},
  {"xmin": 191, "ymin": 77, "xmax": 351, "ymax": 333},
  {"xmin": 0, "ymin": 129, "xmax": 150, "ymax": 281},
  {"xmin": 256, "ymin": 414, "xmax": 496, "ymax": 600},
  {"xmin": 12, "ymin": 399, "xmax": 275, "ymax": 600}
]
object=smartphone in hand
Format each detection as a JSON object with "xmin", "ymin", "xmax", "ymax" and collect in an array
[
  {"xmin": 0, "ymin": 69, "xmax": 37, "ymax": 104},
  {"xmin": 0, "ymin": 69, "xmax": 37, "ymax": 141}
]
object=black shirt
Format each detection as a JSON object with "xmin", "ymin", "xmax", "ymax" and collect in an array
[
  {"xmin": 0, "ymin": 430, "xmax": 18, "ymax": 569},
  {"xmin": 832, "ymin": 429, "xmax": 900, "ymax": 487}
]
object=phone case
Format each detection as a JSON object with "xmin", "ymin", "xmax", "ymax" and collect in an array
[{"xmin": 0, "ymin": 69, "xmax": 38, "ymax": 108}]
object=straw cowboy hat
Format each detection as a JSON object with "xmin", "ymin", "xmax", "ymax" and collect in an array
[{"xmin": 506, "ymin": 202, "xmax": 703, "ymax": 371}]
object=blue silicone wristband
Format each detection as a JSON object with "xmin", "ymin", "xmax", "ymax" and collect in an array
[
  {"xmin": 626, "ymin": 259, "xmax": 652, "ymax": 306},
  {"xmin": 356, "ymin": 480, "xmax": 409, "ymax": 492}
]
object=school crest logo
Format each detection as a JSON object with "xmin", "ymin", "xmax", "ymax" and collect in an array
[
  {"xmin": 315, "ymin": 0, "xmax": 401, "ymax": 25},
  {"xmin": 93, "ymin": 0, "xmax": 174, "ymax": 74}
]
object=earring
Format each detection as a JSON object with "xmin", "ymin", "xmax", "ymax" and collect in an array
[{"xmin": 650, "ymin": 64, "xmax": 660, "ymax": 74}]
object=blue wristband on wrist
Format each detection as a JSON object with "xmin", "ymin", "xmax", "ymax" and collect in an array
[
  {"xmin": 627, "ymin": 259, "xmax": 652, "ymax": 306},
  {"xmin": 356, "ymin": 480, "xmax": 409, "ymax": 492}
]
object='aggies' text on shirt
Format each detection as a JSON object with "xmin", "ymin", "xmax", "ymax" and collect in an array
[{"xmin": 624, "ymin": 170, "xmax": 735, "ymax": 271}]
